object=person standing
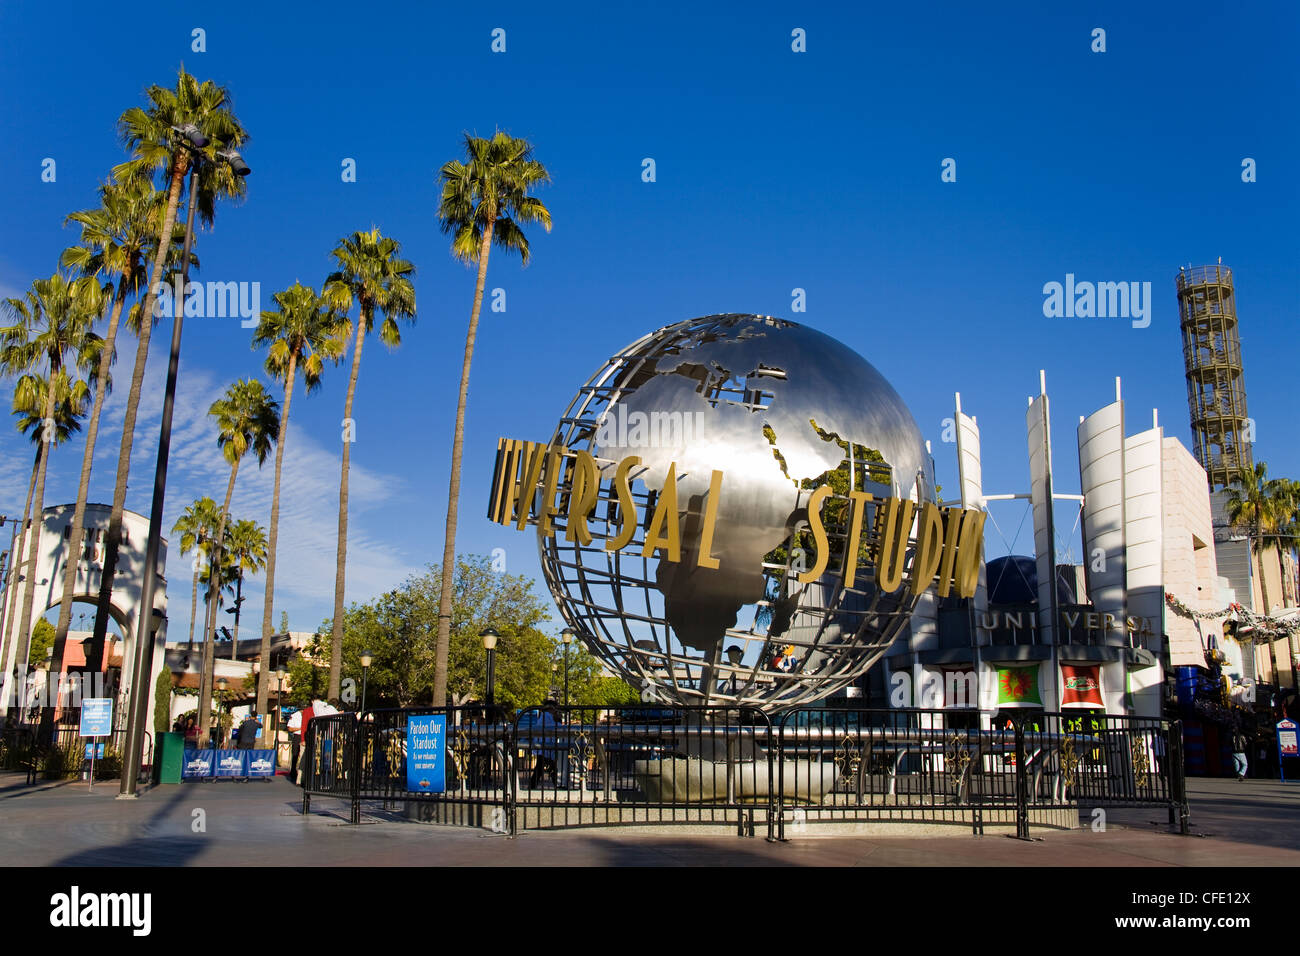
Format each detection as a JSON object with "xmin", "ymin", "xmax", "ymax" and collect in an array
[
  {"xmin": 1232, "ymin": 726, "xmax": 1249, "ymax": 780},
  {"xmin": 237, "ymin": 712, "xmax": 260, "ymax": 750},
  {"xmin": 292, "ymin": 700, "xmax": 316, "ymax": 786}
]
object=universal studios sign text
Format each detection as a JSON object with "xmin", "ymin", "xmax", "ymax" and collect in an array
[{"xmin": 487, "ymin": 438, "xmax": 987, "ymax": 598}]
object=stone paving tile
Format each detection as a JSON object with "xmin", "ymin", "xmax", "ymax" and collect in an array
[{"xmin": 1, "ymin": 772, "xmax": 1296, "ymax": 866}]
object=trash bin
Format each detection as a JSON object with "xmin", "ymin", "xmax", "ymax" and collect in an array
[{"xmin": 154, "ymin": 732, "xmax": 185, "ymax": 785}]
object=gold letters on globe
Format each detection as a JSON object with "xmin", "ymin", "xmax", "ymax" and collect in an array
[{"xmin": 488, "ymin": 438, "xmax": 985, "ymax": 598}]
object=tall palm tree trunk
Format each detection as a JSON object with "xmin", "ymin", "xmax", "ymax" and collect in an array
[
  {"xmin": 256, "ymin": 353, "xmax": 296, "ymax": 739},
  {"xmin": 434, "ymin": 218, "xmax": 495, "ymax": 708},
  {"xmin": 87, "ymin": 152, "xmax": 190, "ymax": 676},
  {"xmin": 28, "ymin": 384, "xmax": 61, "ymax": 741},
  {"xmin": 188, "ymin": 567, "xmax": 199, "ymax": 645},
  {"xmin": 196, "ymin": 465, "xmax": 239, "ymax": 741},
  {"xmin": 0, "ymin": 451, "xmax": 41, "ymax": 714},
  {"xmin": 52, "ymin": 283, "xmax": 127, "ymax": 676},
  {"xmin": 329, "ymin": 318, "xmax": 367, "ymax": 700}
]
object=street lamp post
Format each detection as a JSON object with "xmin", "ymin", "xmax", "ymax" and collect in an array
[
  {"xmin": 118, "ymin": 130, "xmax": 250, "ymax": 799},
  {"xmin": 480, "ymin": 628, "xmax": 498, "ymax": 717},
  {"xmin": 360, "ymin": 649, "xmax": 372, "ymax": 712},
  {"xmin": 215, "ymin": 676, "xmax": 227, "ymax": 749},
  {"xmin": 273, "ymin": 665, "xmax": 286, "ymax": 767},
  {"xmin": 561, "ymin": 628, "xmax": 574, "ymax": 709}
]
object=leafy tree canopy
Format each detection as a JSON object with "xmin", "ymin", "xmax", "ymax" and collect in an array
[{"xmin": 304, "ymin": 556, "xmax": 635, "ymax": 711}]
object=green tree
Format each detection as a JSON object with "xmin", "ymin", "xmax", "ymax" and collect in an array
[
  {"xmin": 1228, "ymin": 465, "xmax": 1300, "ymax": 685},
  {"xmin": 91, "ymin": 65, "xmax": 249, "ymax": 681},
  {"xmin": 0, "ymin": 274, "xmax": 103, "ymax": 728},
  {"xmin": 171, "ymin": 497, "xmax": 222, "ymax": 648},
  {"xmin": 322, "ymin": 230, "xmax": 416, "ymax": 700},
  {"xmin": 29, "ymin": 618, "xmax": 56, "ymax": 668},
  {"xmin": 153, "ymin": 667, "xmax": 173, "ymax": 734},
  {"xmin": 316, "ymin": 556, "xmax": 554, "ymax": 710},
  {"xmin": 553, "ymin": 641, "xmax": 639, "ymax": 707},
  {"xmin": 433, "ymin": 131, "xmax": 552, "ymax": 707},
  {"xmin": 251, "ymin": 281, "xmax": 348, "ymax": 737},
  {"xmin": 224, "ymin": 518, "xmax": 267, "ymax": 660},
  {"xmin": 195, "ymin": 380, "xmax": 278, "ymax": 734},
  {"xmin": 0, "ymin": 372, "xmax": 88, "ymax": 694}
]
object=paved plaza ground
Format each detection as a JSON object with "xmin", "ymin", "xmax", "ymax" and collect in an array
[{"xmin": 1, "ymin": 771, "xmax": 1296, "ymax": 866}]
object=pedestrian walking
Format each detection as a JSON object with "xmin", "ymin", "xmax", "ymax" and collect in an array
[{"xmin": 1232, "ymin": 727, "xmax": 1249, "ymax": 780}]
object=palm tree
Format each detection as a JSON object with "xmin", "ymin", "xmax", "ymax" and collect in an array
[
  {"xmin": 0, "ymin": 276, "xmax": 103, "ymax": 734},
  {"xmin": 51, "ymin": 180, "xmax": 188, "ymax": 675},
  {"xmin": 195, "ymin": 380, "xmax": 277, "ymax": 734},
  {"xmin": 322, "ymin": 230, "xmax": 416, "ymax": 699},
  {"xmin": 89, "ymin": 65, "xmax": 248, "ymax": 673},
  {"xmin": 432, "ymin": 131, "xmax": 551, "ymax": 706},
  {"xmin": 0, "ymin": 373, "xmax": 89, "ymax": 707},
  {"xmin": 1226, "ymin": 462, "xmax": 1297, "ymax": 684},
  {"xmin": 171, "ymin": 497, "xmax": 221, "ymax": 650},
  {"xmin": 250, "ymin": 282, "xmax": 347, "ymax": 729},
  {"xmin": 223, "ymin": 519, "xmax": 267, "ymax": 660}
]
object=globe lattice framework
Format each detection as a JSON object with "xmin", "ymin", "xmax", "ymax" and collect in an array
[{"xmin": 537, "ymin": 314, "xmax": 936, "ymax": 711}]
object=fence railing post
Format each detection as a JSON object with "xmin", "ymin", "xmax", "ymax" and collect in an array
[
  {"xmin": 300, "ymin": 725, "xmax": 313, "ymax": 815},
  {"xmin": 1169, "ymin": 719, "xmax": 1189, "ymax": 834},
  {"xmin": 1013, "ymin": 716, "xmax": 1030, "ymax": 840},
  {"xmin": 350, "ymin": 714, "xmax": 362, "ymax": 825}
]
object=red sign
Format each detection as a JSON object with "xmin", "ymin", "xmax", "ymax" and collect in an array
[{"xmin": 1060, "ymin": 664, "xmax": 1104, "ymax": 709}]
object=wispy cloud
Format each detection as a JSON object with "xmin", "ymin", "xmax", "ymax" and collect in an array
[{"xmin": 0, "ymin": 348, "xmax": 420, "ymax": 644}]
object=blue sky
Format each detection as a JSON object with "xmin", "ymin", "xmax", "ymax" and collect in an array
[{"xmin": 0, "ymin": 0, "xmax": 1296, "ymax": 646}]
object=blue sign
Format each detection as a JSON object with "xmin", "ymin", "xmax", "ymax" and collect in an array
[
  {"xmin": 245, "ymin": 750, "xmax": 276, "ymax": 778},
  {"xmin": 83, "ymin": 743, "xmax": 105, "ymax": 759},
  {"xmin": 79, "ymin": 698, "xmax": 112, "ymax": 737},
  {"xmin": 182, "ymin": 750, "xmax": 215, "ymax": 779},
  {"xmin": 1279, "ymin": 719, "xmax": 1298, "ymax": 782},
  {"xmin": 406, "ymin": 714, "xmax": 446, "ymax": 793},
  {"xmin": 215, "ymin": 750, "xmax": 246, "ymax": 778}
]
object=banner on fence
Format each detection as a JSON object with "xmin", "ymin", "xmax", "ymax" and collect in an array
[
  {"xmin": 215, "ymin": 751, "xmax": 246, "ymax": 778},
  {"xmin": 406, "ymin": 714, "xmax": 446, "ymax": 793},
  {"xmin": 183, "ymin": 750, "xmax": 215, "ymax": 779},
  {"xmin": 246, "ymin": 750, "xmax": 276, "ymax": 778}
]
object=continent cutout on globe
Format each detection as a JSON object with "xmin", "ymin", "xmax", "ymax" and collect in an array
[{"xmin": 591, "ymin": 316, "xmax": 930, "ymax": 659}]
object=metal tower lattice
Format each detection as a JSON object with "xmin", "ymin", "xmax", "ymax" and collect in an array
[{"xmin": 1176, "ymin": 263, "xmax": 1253, "ymax": 490}]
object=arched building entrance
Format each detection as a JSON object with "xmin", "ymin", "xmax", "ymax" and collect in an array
[{"xmin": 1, "ymin": 503, "xmax": 168, "ymax": 733}]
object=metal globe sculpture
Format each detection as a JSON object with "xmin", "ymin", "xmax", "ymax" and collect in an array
[{"xmin": 537, "ymin": 314, "xmax": 943, "ymax": 710}]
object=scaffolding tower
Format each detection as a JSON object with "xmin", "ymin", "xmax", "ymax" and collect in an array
[{"xmin": 1176, "ymin": 262, "xmax": 1253, "ymax": 490}]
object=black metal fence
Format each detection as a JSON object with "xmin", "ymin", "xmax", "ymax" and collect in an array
[
  {"xmin": 299, "ymin": 706, "xmax": 1188, "ymax": 839},
  {"xmin": 0, "ymin": 720, "xmax": 152, "ymax": 783}
]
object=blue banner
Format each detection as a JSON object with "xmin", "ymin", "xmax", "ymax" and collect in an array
[
  {"xmin": 182, "ymin": 750, "xmax": 216, "ymax": 779},
  {"xmin": 79, "ymin": 698, "xmax": 112, "ymax": 737},
  {"xmin": 245, "ymin": 750, "xmax": 276, "ymax": 778},
  {"xmin": 406, "ymin": 714, "xmax": 446, "ymax": 793},
  {"xmin": 83, "ymin": 743, "xmax": 105, "ymax": 759},
  {"xmin": 215, "ymin": 750, "xmax": 247, "ymax": 778}
]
